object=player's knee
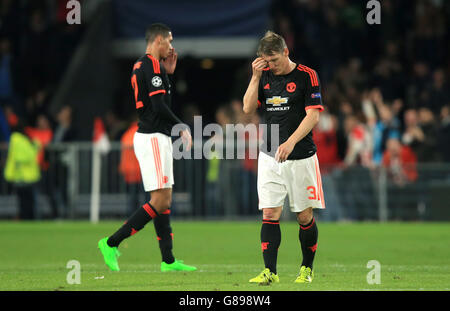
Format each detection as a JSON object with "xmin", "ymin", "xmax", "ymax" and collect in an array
[
  {"xmin": 162, "ymin": 197, "xmax": 172, "ymax": 211},
  {"xmin": 150, "ymin": 194, "xmax": 172, "ymax": 213},
  {"xmin": 297, "ymin": 208, "xmax": 313, "ymax": 225},
  {"xmin": 262, "ymin": 208, "xmax": 281, "ymax": 221}
]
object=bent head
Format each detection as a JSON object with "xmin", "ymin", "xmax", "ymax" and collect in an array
[
  {"xmin": 257, "ymin": 31, "xmax": 290, "ymax": 75},
  {"xmin": 145, "ymin": 23, "xmax": 173, "ymax": 59}
]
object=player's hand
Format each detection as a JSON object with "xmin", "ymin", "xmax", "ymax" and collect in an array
[
  {"xmin": 275, "ymin": 139, "xmax": 295, "ymax": 163},
  {"xmin": 252, "ymin": 57, "xmax": 267, "ymax": 78},
  {"xmin": 161, "ymin": 48, "xmax": 177, "ymax": 74},
  {"xmin": 180, "ymin": 129, "xmax": 192, "ymax": 151}
]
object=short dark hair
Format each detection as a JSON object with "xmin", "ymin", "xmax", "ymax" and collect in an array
[
  {"xmin": 256, "ymin": 31, "xmax": 287, "ymax": 57},
  {"xmin": 145, "ymin": 23, "xmax": 171, "ymax": 43}
]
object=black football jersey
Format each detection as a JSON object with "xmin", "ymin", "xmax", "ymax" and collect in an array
[
  {"xmin": 258, "ymin": 64, "xmax": 324, "ymax": 160},
  {"xmin": 131, "ymin": 54, "xmax": 173, "ymax": 136}
]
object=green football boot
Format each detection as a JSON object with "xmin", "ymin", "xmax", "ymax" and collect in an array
[
  {"xmin": 161, "ymin": 259, "xmax": 197, "ymax": 272},
  {"xmin": 98, "ymin": 237, "xmax": 121, "ymax": 271}
]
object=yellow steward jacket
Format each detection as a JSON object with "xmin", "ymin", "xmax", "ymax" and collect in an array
[{"xmin": 4, "ymin": 132, "xmax": 41, "ymax": 184}]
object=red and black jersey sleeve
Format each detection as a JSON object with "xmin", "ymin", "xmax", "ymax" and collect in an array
[
  {"xmin": 297, "ymin": 64, "xmax": 324, "ymax": 112},
  {"xmin": 131, "ymin": 55, "xmax": 184, "ymax": 131},
  {"xmin": 130, "ymin": 60, "xmax": 146, "ymax": 109},
  {"xmin": 130, "ymin": 55, "xmax": 167, "ymax": 110},
  {"xmin": 143, "ymin": 54, "xmax": 167, "ymax": 98}
]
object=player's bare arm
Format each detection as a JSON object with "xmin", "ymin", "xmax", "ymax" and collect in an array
[
  {"xmin": 275, "ymin": 108, "xmax": 320, "ymax": 162},
  {"xmin": 243, "ymin": 57, "xmax": 267, "ymax": 114}
]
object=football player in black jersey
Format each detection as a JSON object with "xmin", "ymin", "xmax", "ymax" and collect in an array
[
  {"xmin": 244, "ymin": 31, "xmax": 325, "ymax": 284},
  {"xmin": 98, "ymin": 23, "xmax": 196, "ymax": 272}
]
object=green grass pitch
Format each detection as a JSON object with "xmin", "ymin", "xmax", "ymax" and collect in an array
[{"xmin": 0, "ymin": 221, "xmax": 449, "ymax": 291}]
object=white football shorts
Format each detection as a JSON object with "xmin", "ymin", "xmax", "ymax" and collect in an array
[
  {"xmin": 257, "ymin": 151, "xmax": 325, "ymax": 212},
  {"xmin": 133, "ymin": 132, "xmax": 174, "ymax": 192}
]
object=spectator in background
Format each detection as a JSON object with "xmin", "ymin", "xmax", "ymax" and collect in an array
[
  {"xmin": 53, "ymin": 105, "xmax": 76, "ymax": 143},
  {"xmin": 438, "ymin": 105, "xmax": 450, "ymax": 162},
  {"xmin": 105, "ymin": 109, "xmax": 127, "ymax": 141},
  {"xmin": 416, "ymin": 107, "xmax": 440, "ymax": 162},
  {"xmin": 335, "ymin": 101, "xmax": 353, "ymax": 161},
  {"xmin": 383, "ymin": 138, "xmax": 418, "ymax": 186},
  {"xmin": 407, "ymin": 61, "xmax": 430, "ymax": 108},
  {"xmin": 401, "ymin": 108, "xmax": 424, "ymax": 157},
  {"xmin": 0, "ymin": 37, "xmax": 21, "ymax": 114},
  {"xmin": 240, "ymin": 112, "xmax": 260, "ymax": 216},
  {"xmin": 314, "ymin": 108, "xmax": 341, "ymax": 172},
  {"xmin": 49, "ymin": 105, "xmax": 76, "ymax": 218},
  {"xmin": 204, "ymin": 105, "xmax": 234, "ymax": 216},
  {"xmin": 370, "ymin": 89, "xmax": 400, "ymax": 165},
  {"xmin": 423, "ymin": 69, "xmax": 449, "ymax": 116},
  {"xmin": 205, "ymin": 139, "xmax": 221, "ymax": 216},
  {"xmin": 119, "ymin": 120, "xmax": 144, "ymax": 217},
  {"xmin": 0, "ymin": 106, "xmax": 10, "ymax": 142},
  {"xmin": 314, "ymin": 108, "xmax": 342, "ymax": 221},
  {"xmin": 343, "ymin": 114, "xmax": 373, "ymax": 168},
  {"xmin": 25, "ymin": 114, "xmax": 56, "ymax": 218},
  {"xmin": 24, "ymin": 88, "xmax": 49, "ymax": 127},
  {"xmin": 3, "ymin": 119, "xmax": 41, "ymax": 220},
  {"xmin": 382, "ymin": 138, "xmax": 418, "ymax": 220},
  {"xmin": 336, "ymin": 112, "xmax": 376, "ymax": 221},
  {"xmin": 230, "ymin": 99, "xmax": 245, "ymax": 124}
]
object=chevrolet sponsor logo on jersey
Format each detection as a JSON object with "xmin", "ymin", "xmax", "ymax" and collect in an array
[{"xmin": 266, "ymin": 96, "xmax": 290, "ymax": 111}]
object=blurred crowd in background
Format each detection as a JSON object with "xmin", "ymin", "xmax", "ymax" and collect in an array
[
  {"xmin": 0, "ymin": 0, "xmax": 449, "ymax": 220},
  {"xmin": 0, "ymin": 0, "xmax": 83, "ymax": 144}
]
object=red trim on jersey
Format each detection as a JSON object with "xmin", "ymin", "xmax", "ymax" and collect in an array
[
  {"xmin": 133, "ymin": 61, "xmax": 142, "ymax": 70},
  {"xmin": 297, "ymin": 64, "xmax": 318, "ymax": 86},
  {"xmin": 149, "ymin": 89, "xmax": 166, "ymax": 97},
  {"xmin": 257, "ymin": 100, "xmax": 261, "ymax": 107},
  {"xmin": 262, "ymin": 67, "xmax": 270, "ymax": 71},
  {"xmin": 147, "ymin": 54, "xmax": 161, "ymax": 74},
  {"xmin": 305, "ymin": 105, "xmax": 324, "ymax": 111},
  {"xmin": 297, "ymin": 64, "xmax": 318, "ymax": 87}
]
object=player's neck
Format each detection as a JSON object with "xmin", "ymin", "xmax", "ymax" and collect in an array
[
  {"xmin": 283, "ymin": 60, "xmax": 296, "ymax": 75},
  {"xmin": 277, "ymin": 59, "xmax": 296, "ymax": 76},
  {"xmin": 145, "ymin": 46, "xmax": 161, "ymax": 60}
]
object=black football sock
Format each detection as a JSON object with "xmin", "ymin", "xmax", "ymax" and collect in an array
[
  {"xmin": 260, "ymin": 219, "xmax": 281, "ymax": 274},
  {"xmin": 299, "ymin": 217, "xmax": 318, "ymax": 269},
  {"xmin": 153, "ymin": 209, "xmax": 175, "ymax": 264},
  {"xmin": 107, "ymin": 202, "xmax": 159, "ymax": 247}
]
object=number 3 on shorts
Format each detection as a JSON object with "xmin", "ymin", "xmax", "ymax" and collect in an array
[{"xmin": 307, "ymin": 186, "xmax": 320, "ymax": 201}]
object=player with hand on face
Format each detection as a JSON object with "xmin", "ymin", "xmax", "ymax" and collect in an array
[
  {"xmin": 243, "ymin": 31, "xmax": 325, "ymax": 285},
  {"xmin": 98, "ymin": 23, "xmax": 196, "ymax": 273}
]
